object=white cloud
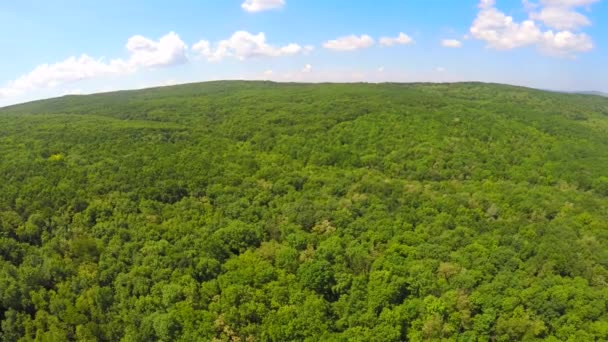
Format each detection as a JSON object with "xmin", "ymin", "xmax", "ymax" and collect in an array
[
  {"xmin": 469, "ymin": 0, "xmax": 595, "ymax": 57},
  {"xmin": 161, "ymin": 79, "xmax": 178, "ymax": 87},
  {"xmin": 126, "ymin": 32, "xmax": 188, "ymax": 68},
  {"xmin": 540, "ymin": 0, "xmax": 600, "ymax": 6},
  {"xmin": 441, "ymin": 39, "xmax": 463, "ymax": 48},
  {"xmin": 378, "ymin": 66, "xmax": 385, "ymax": 72},
  {"xmin": 61, "ymin": 89, "xmax": 82, "ymax": 96},
  {"xmin": 194, "ymin": 31, "xmax": 312, "ymax": 61},
  {"xmin": 302, "ymin": 64, "xmax": 312, "ymax": 73},
  {"xmin": 541, "ymin": 30, "xmax": 593, "ymax": 55},
  {"xmin": 470, "ymin": 7, "xmax": 543, "ymax": 49},
  {"xmin": 479, "ymin": 0, "xmax": 496, "ymax": 9},
  {"xmin": 0, "ymin": 32, "xmax": 188, "ymax": 99},
  {"xmin": 192, "ymin": 40, "xmax": 212, "ymax": 57},
  {"xmin": 323, "ymin": 34, "xmax": 375, "ymax": 51},
  {"xmin": 530, "ymin": 7, "xmax": 590, "ymax": 30},
  {"xmin": 0, "ymin": 88, "xmax": 19, "ymax": 98},
  {"xmin": 264, "ymin": 69, "xmax": 273, "ymax": 76},
  {"xmin": 0, "ymin": 30, "xmax": 314, "ymax": 100},
  {"xmin": 435, "ymin": 67, "xmax": 446, "ymax": 72},
  {"xmin": 379, "ymin": 33, "xmax": 414, "ymax": 47},
  {"xmin": 0, "ymin": 55, "xmax": 126, "ymax": 98},
  {"xmin": 529, "ymin": 0, "xmax": 600, "ymax": 31},
  {"xmin": 523, "ymin": 0, "xmax": 540, "ymax": 11},
  {"xmin": 242, "ymin": 0, "xmax": 285, "ymax": 13}
]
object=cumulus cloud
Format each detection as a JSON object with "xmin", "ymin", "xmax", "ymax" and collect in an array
[
  {"xmin": 541, "ymin": 29, "xmax": 593, "ymax": 54},
  {"xmin": 441, "ymin": 39, "xmax": 463, "ymax": 48},
  {"xmin": 323, "ymin": 33, "xmax": 414, "ymax": 51},
  {"xmin": 0, "ymin": 30, "xmax": 313, "ymax": 99},
  {"xmin": 0, "ymin": 32, "xmax": 188, "ymax": 99},
  {"xmin": 530, "ymin": 7, "xmax": 590, "ymax": 30},
  {"xmin": 540, "ymin": 0, "xmax": 600, "ymax": 6},
  {"xmin": 0, "ymin": 88, "xmax": 19, "ymax": 98},
  {"xmin": 530, "ymin": 0, "xmax": 600, "ymax": 30},
  {"xmin": 17, "ymin": 55, "xmax": 123, "ymax": 88},
  {"xmin": 126, "ymin": 32, "xmax": 188, "ymax": 68},
  {"xmin": 470, "ymin": 7, "xmax": 543, "ymax": 49},
  {"xmin": 0, "ymin": 55, "xmax": 125, "ymax": 98},
  {"xmin": 469, "ymin": 0, "xmax": 595, "ymax": 57},
  {"xmin": 62, "ymin": 89, "xmax": 83, "ymax": 96},
  {"xmin": 323, "ymin": 35, "xmax": 375, "ymax": 51},
  {"xmin": 193, "ymin": 31, "xmax": 312, "ymax": 61},
  {"xmin": 192, "ymin": 40, "xmax": 212, "ymax": 57},
  {"xmin": 301, "ymin": 64, "xmax": 313, "ymax": 73},
  {"xmin": 241, "ymin": 0, "xmax": 285, "ymax": 13},
  {"xmin": 379, "ymin": 33, "xmax": 414, "ymax": 47}
]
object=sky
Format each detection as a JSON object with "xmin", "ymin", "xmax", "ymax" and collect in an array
[{"xmin": 0, "ymin": 0, "xmax": 606, "ymax": 107}]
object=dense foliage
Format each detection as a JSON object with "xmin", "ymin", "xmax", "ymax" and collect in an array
[{"xmin": 1, "ymin": 81, "xmax": 608, "ymax": 341}]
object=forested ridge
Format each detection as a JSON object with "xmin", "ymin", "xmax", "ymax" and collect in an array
[{"xmin": 1, "ymin": 81, "xmax": 608, "ymax": 341}]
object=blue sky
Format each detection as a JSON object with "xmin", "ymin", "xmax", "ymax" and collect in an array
[{"xmin": 0, "ymin": 0, "xmax": 606, "ymax": 106}]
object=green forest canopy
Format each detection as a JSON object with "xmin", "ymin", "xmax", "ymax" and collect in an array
[{"xmin": 1, "ymin": 81, "xmax": 608, "ymax": 341}]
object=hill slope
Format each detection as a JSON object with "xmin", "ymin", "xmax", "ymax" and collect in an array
[
  {"xmin": 577, "ymin": 91, "xmax": 608, "ymax": 97},
  {"xmin": 1, "ymin": 81, "xmax": 608, "ymax": 341}
]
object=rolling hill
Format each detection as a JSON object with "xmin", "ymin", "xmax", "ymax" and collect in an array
[
  {"xmin": 1, "ymin": 81, "xmax": 608, "ymax": 341},
  {"xmin": 577, "ymin": 91, "xmax": 608, "ymax": 97}
]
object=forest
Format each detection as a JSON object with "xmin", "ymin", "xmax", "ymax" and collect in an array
[{"xmin": 1, "ymin": 81, "xmax": 608, "ymax": 341}]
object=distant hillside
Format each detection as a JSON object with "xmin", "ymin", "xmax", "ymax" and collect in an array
[
  {"xmin": 577, "ymin": 91, "xmax": 608, "ymax": 97},
  {"xmin": 1, "ymin": 81, "xmax": 608, "ymax": 341}
]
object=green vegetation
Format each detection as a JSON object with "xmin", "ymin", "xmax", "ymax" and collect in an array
[{"xmin": 1, "ymin": 81, "xmax": 608, "ymax": 341}]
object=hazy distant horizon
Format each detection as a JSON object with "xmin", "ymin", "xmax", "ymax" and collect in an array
[{"xmin": 1, "ymin": 0, "xmax": 606, "ymax": 107}]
